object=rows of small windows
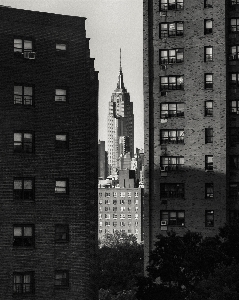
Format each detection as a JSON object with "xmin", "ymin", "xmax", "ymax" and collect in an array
[
  {"xmin": 99, "ymin": 191, "xmax": 139, "ymax": 198},
  {"xmin": 14, "ymin": 38, "xmax": 67, "ymax": 59},
  {"xmin": 99, "ymin": 199, "xmax": 137, "ymax": 205},
  {"xmin": 13, "ymin": 178, "xmax": 69, "ymax": 200},
  {"xmin": 160, "ymin": 183, "xmax": 214, "ymax": 199},
  {"xmin": 99, "ymin": 228, "xmax": 139, "ymax": 234},
  {"xmin": 14, "ymin": 85, "xmax": 68, "ymax": 105},
  {"xmin": 100, "ymin": 214, "xmax": 139, "ymax": 220},
  {"xmin": 159, "ymin": 0, "xmax": 213, "ymax": 11},
  {"xmin": 13, "ymin": 270, "xmax": 69, "ymax": 294},
  {"xmin": 99, "ymin": 206, "xmax": 139, "ymax": 212},
  {"xmin": 160, "ymin": 155, "xmax": 213, "ymax": 172},
  {"xmin": 160, "ymin": 210, "xmax": 214, "ymax": 227},
  {"xmin": 100, "ymin": 221, "xmax": 139, "ymax": 227}
]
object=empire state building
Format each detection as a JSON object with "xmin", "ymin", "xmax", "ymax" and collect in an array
[{"xmin": 107, "ymin": 50, "xmax": 134, "ymax": 176}]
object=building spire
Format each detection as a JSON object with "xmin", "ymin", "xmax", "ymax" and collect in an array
[{"xmin": 117, "ymin": 48, "xmax": 124, "ymax": 89}]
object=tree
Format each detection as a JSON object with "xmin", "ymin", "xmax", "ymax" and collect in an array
[{"xmin": 99, "ymin": 231, "xmax": 144, "ymax": 295}]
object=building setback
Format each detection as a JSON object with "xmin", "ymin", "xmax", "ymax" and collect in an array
[
  {"xmin": 143, "ymin": 0, "xmax": 235, "ymax": 267},
  {"xmin": 0, "ymin": 6, "xmax": 98, "ymax": 300}
]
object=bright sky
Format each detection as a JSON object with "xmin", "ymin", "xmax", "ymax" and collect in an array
[{"xmin": 0, "ymin": 0, "xmax": 144, "ymax": 150}]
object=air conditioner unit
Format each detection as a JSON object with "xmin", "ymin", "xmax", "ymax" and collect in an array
[
  {"xmin": 24, "ymin": 51, "xmax": 36, "ymax": 59},
  {"xmin": 161, "ymin": 220, "xmax": 167, "ymax": 226},
  {"xmin": 161, "ymin": 64, "xmax": 167, "ymax": 70},
  {"xmin": 160, "ymin": 11, "xmax": 167, "ymax": 17},
  {"xmin": 161, "ymin": 91, "xmax": 167, "ymax": 96}
]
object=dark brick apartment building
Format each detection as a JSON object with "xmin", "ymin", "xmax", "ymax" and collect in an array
[
  {"xmin": 0, "ymin": 6, "xmax": 98, "ymax": 299},
  {"xmin": 143, "ymin": 0, "xmax": 239, "ymax": 266}
]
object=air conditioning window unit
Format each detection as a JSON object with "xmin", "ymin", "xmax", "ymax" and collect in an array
[
  {"xmin": 161, "ymin": 220, "xmax": 167, "ymax": 226},
  {"xmin": 161, "ymin": 64, "xmax": 167, "ymax": 70},
  {"xmin": 24, "ymin": 51, "xmax": 36, "ymax": 59},
  {"xmin": 160, "ymin": 11, "xmax": 167, "ymax": 17}
]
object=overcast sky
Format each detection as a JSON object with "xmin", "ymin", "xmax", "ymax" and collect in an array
[{"xmin": 0, "ymin": 0, "xmax": 143, "ymax": 150}]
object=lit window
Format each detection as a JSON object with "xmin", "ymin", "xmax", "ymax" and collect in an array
[
  {"xmin": 160, "ymin": 76, "xmax": 184, "ymax": 90},
  {"xmin": 205, "ymin": 101, "xmax": 213, "ymax": 116},
  {"xmin": 120, "ymin": 199, "xmax": 125, "ymax": 205},
  {"xmin": 204, "ymin": 0, "xmax": 213, "ymax": 8},
  {"xmin": 160, "ymin": 48, "xmax": 184, "ymax": 64},
  {"xmin": 205, "ymin": 183, "xmax": 214, "ymax": 198},
  {"xmin": 105, "ymin": 214, "xmax": 110, "ymax": 219},
  {"xmin": 160, "ymin": 22, "xmax": 184, "ymax": 38},
  {"xmin": 230, "ymin": 73, "xmax": 239, "ymax": 87},
  {"xmin": 120, "ymin": 192, "xmax": 125, "ymax": 197},
  {"xmin": 14, "ymin": 38, "xmax": 35, "ymax": 59},
  {"xmin": 55, "ymin": 88, "xmax": 67, "ymax": 102},
  {"xmin": 13, "ymin": 225, "xmax": 34, "ymax": 247},
  {"xmin": 105, "ymin": 221, "xmax": 110, "ymax": 227},
  {"xmin": 55, "ymin": 224, "xmax": 69, "ymax": 242},
  {"xmin": 54, "ymin": 270, "xmax": 69, "ymax": 288},
  {"xmin": 229, "ymin": 46, "xmax": 239, "ymax": 60},
  {"xmin": 230, "ymin": 100, "xmax": 239, "ymax": 113},
  {"xmin": 55, "ymin": 134, "xmax": 68, "ymax": 150},
  {"xmin": 205, "ymin": 74, "xmax": 213, "ymax": 89},
  {"xmin": 205, "ymin": 155, "xmax": 213, "ymax": 171},
  {"xmin": 205, "ymin": 128, "xmax": 213, "ymax": 143},
  {"xmin": 14, "ymin": 132, "xmax": 33, "ymax": 153},
  {"xmin": 204, "ymin": 19, "xmax": 213, "ymax": 34},
  {"xmin": 13, "ymin": 272, "xmax": 34, "ymax": 294},
  {"xmin": 160, "ymin": 0, "xmax": 184, "ymax": 11},
  {"xmin": 56, "ymin": 43, "xmax": 67, "ymax": 53},
  {"xmin": 14, "ymin": 178, "xmax": 34, "ymax": 201},
  {"xmin": 14, "ymin": 85, "xmax": 33, "ymax": 105},
  {"xmin": 204, "ymin": 46, "xmax": 213, "ymax": 61},
  {"xmin": 55, "ymin": 179, "xmax": 68, "ymax": 194},
  {"xmin": 205, "ymin": 210, "xmax": 214, "ymax": 227},
  {"xmin": 120, "ymin": 214, "xmax": 125, "ymax": 219},
  {"xmin": 120, "ymin": 207, "xmax": 125, "ymax": 212},
  {"xmin": 99, "ymin": 213, "xmax": 102, "ymax": 219},
  {"xmin": 135, "ymin": 214, "xmax": 138, "ymax": 220},
  {"xmin": 230, "ymin": 18, "xmax": 239, "ymax": 32},
  {"xmin": 160, "ymin": 129, "xmax": 184, "ymax": 144},
  {"xmin": 160, "ymin": 103, "xmax": 184, "ymax": 118},
  {"xmin": 160, "ymin": 210, "xmax": 185, "ymax": 226}
]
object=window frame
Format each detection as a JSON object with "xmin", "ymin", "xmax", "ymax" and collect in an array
[
  {"xmin": 55, "ymin": 133, "xmax": 69, "ymax": 150},
  {"xmin": 54, "ymin": 270, "xmax": 69, "ymax": 288},
  {"xmin": 159, "ymin": 48, "xmax": 184, "ymax": 64},
  {"xmin": 230, "ymin": 18, "xmax": 239, "ymax": 32},
  {"xmin": 205, "ymin": 128, "xmax": 213, "ymax": 143},
  {"xmin": 160, "ymin": 102, "xmax": 185, "ymax": 118},
  {"xmin": 204, "ymin": 46, "xmax": 213, "ymax": 62},
  {"xmin": 205, "ymin": 73, "xmax": 213, "ymax": 89},
  {"xmin": 204, "ymin": 19, "xmax": 213, "ymax": 34},
  {"xmin": 13, "ymin": 224, "xmax": 34, "ymax": 247},
  {"xmin": 160, "ymin": 75, "xmax": 184, "ymax": 91},
  {"xmin": 13, "ymin": 178, "xmax": 34, "ymax": 201},
  {"xmin": 160, "ymin": 156, "xmax": 184, "ymax": 171},
  {"xmin": 13, "ymin": 271, "xmax": 34, "ymax": 294},
  {"xmin": 204, "ymin": 0, "xmax": 213, "ymax": 8},
  {"xmin": 160, "ymin": 129, "xmax": 184, "ymax": 144},
  {"xmin": 14, "ymin": 84, "xmax": 34, "ymax": 106},
  {"xmin": 160, "ymin": 0, "xmax": 184, "ymax": 11},
  {"xmin": 230, "ymin": 127, "xmax": 239, "ymax": 145},
  {"xmin": 160, "ymin": 22, "xmax": 184, "ymax": 38},
  {"xmin": 205, "ymin": 155, "xmax": 213, "ymax": 171},
  {"xmin": 205, "ymin": 183, "xmax": 214, "ymax": 198},
  {"xmin": 205, "ymin": 210, "xmax": 214, "ymax": 227},
  {"xmin": 205, "ymin": 101, "xmax": 213, "ymax": 116},
  {"xmin": 230, "ymin": 155, "xmax": 239, "ymax": 170},
  {"xmin": 230, "ymin": 100, "xmax": 239, "ymax": 113},
  {"xmin": 14, "ymin": 37, "xmax": 35, "ymax": 57},
  {"xmin": 56, "ymin": 41, "xmax": 67, "ymax": 56},
  {"xmin": 160, "ymin": 210, "xmax": 185, "ymax": 226},
  {"xmin": 55, "ymin": 179, "xmax": 69, "ymax": 195},
  {"xmin": 160, "ymin": 183, "xmax": 184, "ymax": 198},
  {"xmin": 14, "ymin": 132, "xmax": 34, "ymax": 153},
  {"xmin": 229, "ymin": 45, "xmax": 239, "ymax": 61},
  {"xmin": 55, "ymin": 88, "xmax": 67, "ymax": 102},
  {"xmin": 230, "ymin": 73, "xmax": 239, "ymax": 87},
  {"xmin": 55, "ymin": 224, "xmax": 69, "ymax": 243}
]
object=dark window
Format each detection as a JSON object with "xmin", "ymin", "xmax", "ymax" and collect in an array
[
  {"xmin": 232, "ymin": 0, "xmax": 239, "ymax": 4},
  {"xmin": 160, "ymin": 183, "xmax": 184, "ymax": 198},
  {"xmin": 230, "ymin": 127, "xmax": 239, "ymax": 144},
  {"xmin": 14, "ymin": 132, "xmax": 33, "ymax": 153},
  {"xmin": 160, "ymin": 210, "xmax": 185, "ymax": 226},
  {"xmin": 54, "ymin": 270, "xmax": 69, "ymax": 288},
  {"xmin": 230, "ymin": 18, "xmax": 239, "ymax": 32},
  {"xmin": 229, "ymin": 183, "xmax": 239, "ymax": 198},
  {"xmin": 14, "ymin": 85, "xmax": 33, "ymax": 105},
  {"xmin": 205, "ymin": 183, "xmax": 214, "ymax": 198},
  {"xmin": 204, "ymin": 46, "xmax": 213, "ymax": 61},
  {"xmin": 205, "ymin": 74, "xmax": 213, "ymax": 89},
  {"xmin": 160, "ymin": 156, "xmax": 184, "ymax": 171},
  {"xmin": 55, "ymin": 88, "xmax": 67, "ymax": 102},
  {"xmin": 160, "ymin": 22, "xmax": 184, "ymax": 38},
  {"xmin": 205, "ymin": 155, "xmax": 213, "ymax": 171},
  {"xmin": 14, "ymin": 178, "xmax": 34, "ymax": 201},
  {"xmin": 14, "ymin": 38, "xmax": 35, "ymax": 59},
  {"xmin": 160, "ymin": 103, "xmax": 184, "ymax": 118},
  {"xmin": 204, "ymin": 19, "xmax": 213, "ymax": 34},
  {"xmin": 205, "ymin": 128, "xmax": 213, "ymax": 143},
  {"xmin": 55, "ymin": 134, "xmax": 68, "ymax": 150},
  {"xmin": 160, "ymin": 76, "xmax": 184, "ymax": 90},
  {"xmin": 55, "ymin": 224, "xmax": 69, "ymax": 242},
  {"xmin": 55, "ymin": 179, "xmax": 68, "ymax": 194},
  {"xmin": 230, "ymin": 155, "xmax": 239, "ymax": 169},
  {"xmin": 205, "ymin": 101, "xmax": 213, "ymax": 116},
  {"xmin": 230, "ymin": 100, "xmax": 239, "ymax": 113},
  {"xmin": 229, "ymin": 46, "xmax": 239, "ymax": 60},
  {"xmin": 13, "ymin": 272, "xmax": 34, "ymax": 294},
  {"xmin": 205, "ymin": 210, "xmax": 214, "ymax": 227},
  {"xmin": 13, "ymin": 225, "xmax": 34, "ymax": 247},
  {"xmin": 160, "ymin": 48, "xmax": 184, "ymax": 64},
  {"xmin": 230, "ymin": 73, "xmax": 239, "ymax": 87},
  {"xmin": 204, "ymin": 0, "xmax": 213, "ymax": 8},
  {"xmin": 160, "ymin": 0, "xmax": 184, "ymax": 11},
  {"xmin": 160, "ymin": 129, "xmax": 184, "ymax": 144},
  {"xmin": 230, "ymin": 210, "xmax": 239, "ymax": 223}
]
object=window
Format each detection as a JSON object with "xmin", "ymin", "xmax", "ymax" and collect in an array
[
  {"xmin": 14, "ymin": 38, "xmax": 34, "ymax": 57},
  {"xmin": 128, "ymin": 192, "xmax": 131, "ymax": 197},
  {"xmin": 160, "ymin": 183, "xmax": 184, "ymax": 198},
  {"xmin": 120, "ymin": 214, "xmax": 125, "ymax": 219},
  {"xmin": 14, "ymin": 178, "xmax": 34, "ymax": 201},
  {"xmin": 160, "ymin": 156, "xmax": 184, "ymax": 171},
  {"xmin": 160, "ymin": 129, "xmax": 184, "ymax": 144},
  {"xmin": 13, "ymin": 225, "xmax": 34, "ymax": 247},
  {"xmin": 99, "ymin": 213, "xmax": 102, "ymax": 219},
  {"xmin": 99, "ymin": 199, "xmax": 102, "ymax": 204},
  {"xmin": 13, "ymin": 272, "xmax": 34, "ymax": 294},
  {"xmin": 105, "ymin": 192, "xmax": 110, "ymax": 197},
  {"xmin": 99, "ymin": 222, "xmax": 102, "ymax": 227},
  {"xmin": 56, "ymin": 42, "xmax": 67, "ymax": 53},
  {"xmin": 229, "ymin": 46, "xmax": 239, "ymax": 60},
  {"xmin": 55, "ymin": 134, "xmax": 68, "ymax": 150},
  {"xmin": 128, "ymin": 214, "xmax": 132, "ymax": 219},
  {"xmin": 160, "ymin": 22, "xmax": 184, "ymax": 38},
  {"xmin": 205, "ymin": 155, "xmax": 213, "ymax": 171},
  {"xmin": 205, "ymin": 101, "xmax": 213, "ymax": 116},
  {"xmin": 204, "ymin": 19, "xmax": 213, "ymax": 34},
  {"xmin": 232, "ymin": 0, "xmax": 239, "ymax": 4},
  {"xmin": 113, "ymin": 199, "xmax": 117, "ymax": 205},
  {"xmin": 230, "ymin": 100, "xmax": 239, "ymax": 113},
  {"xmin": 55, "ymin": 88, "xmax": 67, "ymax": 102},
  {"xmin": 55, "ymin": 179, "xmax": 68, "ymax": 194},
  {"xmin": 105, "ymin": 221, "xmax": 110, "ymax": 226},
  {"xmin": 229, "ymin": 183, "xmax": 239, "ymax": 198},
  {"xmin": 135, "ymin": 199, "xmax": 139, "ymax": 205},
  {"xmin": 55, "ymin": 224, "xmax": 69, "ymax": 242},
  {"xmin": 14, "ymin": 132, "xmax": 33, "ymax": 153},
  {"xmin": 205, "ymin": 128, "xmax": 213, "ymax": 143},
  {"xmin": 135, "ymin": 192, "xmax": 139, "ymax": 197},
  {"xmin": 205, "ymin": 74, "xmax": 213, "ymax": 89},
  {"xmin": 135, "ymin": 207, "xmax": 139, "ymax": 212},
  {"xmin": 120, "ymin": 199, "xmax": 125, "ymax": 205},
  {"xmin": 204, "ymin": 47, "xmax": 213, "ymax": 61},
  {"xmin": 99, "ymin": 192, "xmax": 103, "ymax": 197},
  {"xmin": 160, "ymin": 76, "xmax": 184, "ymax": 90},
  {"xmin": 120, "ymin": 192, "xmax": 125, "ymax": 197},
  {"xmin": 54, "ymin": 270, "xmax": 69, "ymax": 288},
  {"xmin": 113, "ymin": 207, "xmax": 117, "ymax": 212},
  {"xmin": 160, "ymin": 48, "xmax": 184, "ymax": 64},
  {"xmin": 135, "ymin": 214, "xmax": 139, "ymax": 220},
  {"xmin": 128, "ymin": 207, "xmax": 132, "ymax": 212},
  {"xmin": 128, "ymin": 199, "xmax": 131, "ymax": 205},
  {"xmin": 204, "ymin": 0, "xmax": 213, "ymax": 8},
  {"xmin": 205, "ymin": 183, "xmax": 214, "ymax": 198},
  {"xmin": 14, "ymin": 85, "xmax": 33, "ymax": 105},
  {"xmin": 160, "ymin": 103, "xmax": 184, "ymax": 118},
  {"xmin": 113, "ymin": 222, "xmax": 117, "ymax": 227},
  {"xmin": 205, "ymin": 210, "xmax": 214, "ymax": 227},
  {"xmin": 135, "ymin": 221, "xmax": 139, "ymax": 226},
  {"xmin": 120, "ymin": 207, "xmax": 125, "ymax": 212},
  {"xmin": 230, "ymin": 210, "xmax": 239, "ymax": 223},
  {"xmin": 230, "ymin": 128, "xmax": 239, "ymax": 144},
  {"xmin": 105, "ymin": 199, "xmax": 110, "ymax": 205},
  {"xmin": 105, "ymin": 214, "xmax": 110, "ymax": 219},
  {"xmin": 230, "ymin": 73, "xmax": 239, "ymax": 87},
  {"xmin": 160, "ymin": 210, "xmax": 185, "ymax": 226},
  {"xmin": 230, "ymin": 18, "xmax": 239, "ymax": 32},
  {"xmin": 120, "ymin": 222, "xmax": 125, "ymax": 226},
  {"xmin": 230, "ymin": 155, "xmax": 239, "ymax": 169},
  {"xmin": 160, "ymin": 0, "xmax": 184, "ymax": 11},
  {"xmin": 113, "ymin": 214, "xmax": 117, "ymax": 219},
  {"xmin": 113, "ymin": 192, "xmax": 117, "ymax": 197}
]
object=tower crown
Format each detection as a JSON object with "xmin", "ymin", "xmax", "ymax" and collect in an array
[{"xmin": 117, "ymin": 48, "xmax": 125, "ymax": 90}]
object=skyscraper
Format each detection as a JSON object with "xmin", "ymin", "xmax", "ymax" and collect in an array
[
  {"xmin": 107, "ymin": 50, "xmax": 134, "ymax": 176},
  {"xmin": 143, "ymin": 0, "xmax": 236, "ymax": 266},
  {"xmin": 0, "ymin": 6, "xmax": 98, "ymax": 299}
]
